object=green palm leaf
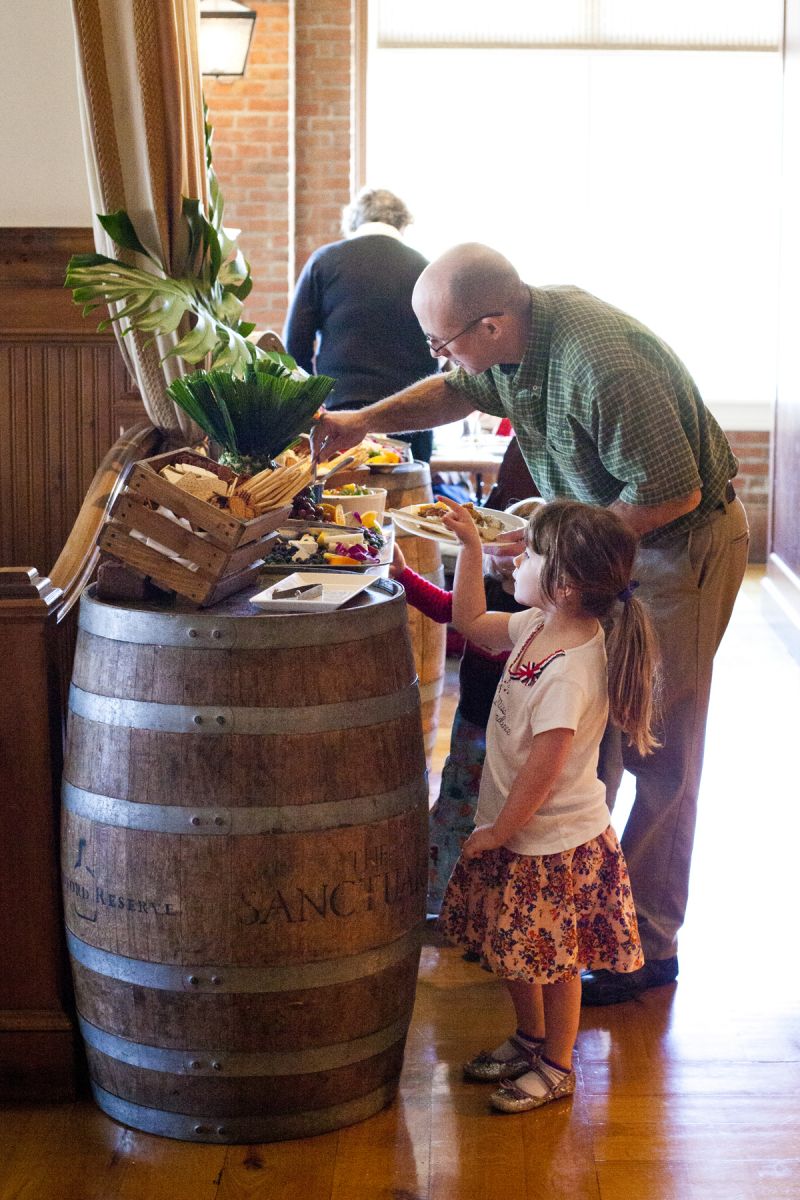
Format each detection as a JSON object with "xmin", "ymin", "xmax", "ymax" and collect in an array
[
  {"xmin": 65, "ymin": 112, "xmax": 262, "ymax": 378},
  {"xmin": 167, "ymin": 359, "xmax": 335, "ymax": 461}
]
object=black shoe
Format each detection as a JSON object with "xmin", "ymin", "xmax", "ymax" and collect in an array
[{"xmin": 581, "ymin": 956, "xmax": 679, "ymax": 1007}]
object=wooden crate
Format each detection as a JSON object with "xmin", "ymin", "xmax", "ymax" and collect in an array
[{"xmin": 98, "ymin": 449, "xmax": 291, "ymax": 606}]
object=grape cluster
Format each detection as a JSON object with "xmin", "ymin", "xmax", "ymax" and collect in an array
[{"xmin": 290, "ymin": 488, "xmax": 325, "ymax": 522}]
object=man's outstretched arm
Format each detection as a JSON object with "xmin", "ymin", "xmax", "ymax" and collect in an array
[{"xmin": 312, "ymin": 376, "xmax": 475, "ymax": 461}]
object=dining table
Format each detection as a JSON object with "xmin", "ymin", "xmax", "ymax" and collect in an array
[{"xmin": 429, "ymin": 434, "xmax": 511, "ymax": 503}]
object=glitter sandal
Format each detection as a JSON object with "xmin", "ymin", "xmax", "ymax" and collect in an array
[
  {"xmin": 462, "ymin": 1035, "xmax": 540, "ymax": 1082},
  {"xmin": 490, "ymin": 1063, "xmax": 576, "ymax": 1112}
]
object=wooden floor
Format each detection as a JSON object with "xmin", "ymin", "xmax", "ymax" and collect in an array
[{"xmin": 3, "ymin": 568, "xmax": 799, "ymax": 1200}]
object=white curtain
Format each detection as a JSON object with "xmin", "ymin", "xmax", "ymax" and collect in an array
[
  {"xmin": 71, "ymin": 0, "xmax": 208, "ymax": 435},
  {"xmin": 376, "ymin": 0, "xmax": 783, "ymax": 49}
]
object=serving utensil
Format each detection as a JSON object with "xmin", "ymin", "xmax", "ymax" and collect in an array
[
  {"xmin": 316, "ymin": 455, "xmax": 356, "ymax": 487},
  {"xmin": 271, "ymin": 582, "xmax": 324, "ymax": 600}
]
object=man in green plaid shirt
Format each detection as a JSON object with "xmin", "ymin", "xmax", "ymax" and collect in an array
[{"xmin": 315, "ymin": 243, "xmax": 749, "ymax": 1004}]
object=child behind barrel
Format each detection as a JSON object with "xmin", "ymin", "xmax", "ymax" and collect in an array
[{"xmin": 438, "ymin": 498, "xmax": 660, "ymax": 1113}]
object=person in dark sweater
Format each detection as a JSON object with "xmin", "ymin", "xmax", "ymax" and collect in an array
[{"xmin": 283, "ymin": 187, "xmax": 435, "ymax": 460}]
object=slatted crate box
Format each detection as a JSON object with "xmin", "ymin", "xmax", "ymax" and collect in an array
[{"xmin": 99, "ymin": 449, "xmax": 291, "ymax": 606}]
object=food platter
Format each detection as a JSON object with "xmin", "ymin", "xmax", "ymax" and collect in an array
[
  {"xmin": 250, "ymin": 571, "xmax": 375, "ymax": 612},
  {"xmin": 258, "ymin": 558, "xmax": 380, "ymax": 575},
  {"xmin": 363, "ymin": 434, "xmax": 414, "ymax": 472},
  {"xmin": 259, "ymin": 520, "xmax": 393, "ymax": 573},
  {"xmin": 389, "ymin": 503, "xmax": 526, "ymax": 546}
]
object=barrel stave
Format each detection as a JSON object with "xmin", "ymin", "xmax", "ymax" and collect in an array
[
  {"xmin": 83, "ymin": 1041, "xmax": 406, "ymax": 1119},
  {"xmin": 70, "ymin": 954, "xmax": 419, "ymax": 1052}
]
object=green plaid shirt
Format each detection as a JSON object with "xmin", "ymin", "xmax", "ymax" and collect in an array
[{"xmin": 445, "ymin": 286, "xmax": 738, "ymax": 546}]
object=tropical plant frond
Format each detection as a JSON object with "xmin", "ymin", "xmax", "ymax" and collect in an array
[
  {"xmin": 167, "ymin": 360, "xmax": 336, "ymax": 461},
  {"xmin": 166, "ymin": 373, "xmax": 237, "ymax": 449},
  {"xmin": 66, "ymin": 112, "xmax": 276, "ymax": 383},
  {"xmin": 97, "ymin": 210, "xmax": 159, "ymax": 264}
]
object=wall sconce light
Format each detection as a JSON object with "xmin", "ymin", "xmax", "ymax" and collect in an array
[{"xmin": 199, "ymin": 0, "xmax": 256, "ymax": 77}]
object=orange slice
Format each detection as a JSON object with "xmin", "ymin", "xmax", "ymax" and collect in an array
[{"xmin": 323, "ymin": 552, "xmax": 361, "ymax": 566}]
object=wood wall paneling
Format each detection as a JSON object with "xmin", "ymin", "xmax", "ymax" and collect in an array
[
  {"xmin": 0, "ymin": 228, "xmax": 143, "ymax": 573},
  {"xmin": 0, "ymin": 569, "xmax": 81, "ymax": 1099},
  {"xmin": 0, "ymin": 228, "xmax": 143, "ymax": 1099}
]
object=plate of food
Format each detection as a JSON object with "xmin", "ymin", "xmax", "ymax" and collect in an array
[
  {"xmin": 389, "ymin": 501, "xmax": 527, "ymax": 545},
  {"xmin": 260, "ymin": 518, "xmax": 390, "ymax": 572},
  {"xmin": 251, "ymin": 572, "xmax": 374, "ymax": 613},
  {"xmin": 362, "ymin": 434, "xmax": 414, "ymax": 471}
]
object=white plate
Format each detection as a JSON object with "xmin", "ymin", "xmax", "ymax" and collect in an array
[
  {"xmin": 364, "ymin": 433, "xmax": 414, "ymax": 471},
  {"xmin": 390, "ymin": 505, "xmax": 527, "ymax": 546},
  {"xmin": 368, "ymin": 460, "xmax": 412, "ymax": 473},
  {"xmin": 250, "ymin": 572, "xmax": 374, "ymax": 612},
  {"xmin": 259, "ymin": 523, "xmax": 392, "ymax": 573}
]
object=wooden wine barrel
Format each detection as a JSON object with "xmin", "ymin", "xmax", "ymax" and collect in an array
[
  {"xmin": 61, "ymin": 582, "xmax": 428, "ymax": 1143},
  {"xmin": 334, "ymin": 461, "xmax": 447, "ymax": 761}
]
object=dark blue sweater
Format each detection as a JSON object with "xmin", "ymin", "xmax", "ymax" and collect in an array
[{"xmin": 283, "ymin": 234, "xmax": 434, "ymax": 410}]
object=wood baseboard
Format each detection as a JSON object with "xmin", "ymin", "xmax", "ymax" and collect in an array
[{"xmin": 0, "ymin": 1014, "xmax": 83, "ymax": 1101}]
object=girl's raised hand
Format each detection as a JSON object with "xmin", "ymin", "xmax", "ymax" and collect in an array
[
  {"xmin": 438, "ymin": 497, "xmax": 483, "ymax": 550},
  {"xmin": 388, "ymin": 540, "xmax": 407, "ymax": 579}
]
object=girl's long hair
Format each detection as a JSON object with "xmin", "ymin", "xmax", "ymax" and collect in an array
[{"xmin": 527, "ymin": 500, "xmax": 662, "ymax": 756}]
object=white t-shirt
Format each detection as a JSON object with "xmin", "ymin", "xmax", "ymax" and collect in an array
[{"xmin": 475, "ymin": 607, "xmax": 611, "ymax": 856}]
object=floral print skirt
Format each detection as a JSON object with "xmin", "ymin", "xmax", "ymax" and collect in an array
[{"xmin": 438, "ymin": 825, "xmax": 644, "ymax": 984}]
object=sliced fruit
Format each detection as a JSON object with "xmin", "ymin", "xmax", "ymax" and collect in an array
[{"xmin": 323, "ymin": 552, "xmax": 362, "ymax": 566}]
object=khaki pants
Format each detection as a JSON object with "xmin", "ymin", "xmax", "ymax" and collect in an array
[{"xmin": 599, "ymin": 496, "xmax": 750, "ymax": 959}]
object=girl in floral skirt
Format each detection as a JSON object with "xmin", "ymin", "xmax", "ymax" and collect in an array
[{"xmin": 438, "ymin": 498, "xmax": 660, "ymax": 1113}]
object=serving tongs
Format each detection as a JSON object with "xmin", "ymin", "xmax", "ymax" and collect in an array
[
  {"xmin": 316, "ymin": 454, "xmax": 356, "ymax": 488},
  {"xmin": 271, "ymin": 582, "xmax": 324, "ymax": 600}
]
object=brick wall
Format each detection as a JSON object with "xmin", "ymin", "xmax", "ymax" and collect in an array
[
  {"xmin": 295, "ymin": 0, "xmax": 354, "ymax": 268},
  {"xmin": 203, "ymin": 0, "xmax": 292, "ymax": 333},
  {"xmin": 204, "ymin": 0, "xmax": 353, "ymax": 334},
  {"xmin": 206, "ymin": 2, "xmax": 771, "ymax": 562},
  {"xmin": 728, "ymin": 430, "xmax": 770, "ymax": 562}
]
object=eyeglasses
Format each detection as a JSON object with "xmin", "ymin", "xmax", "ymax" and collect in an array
[{"xmin": 425, "ymin": 312, "xmax": 503, "ymax": 356}]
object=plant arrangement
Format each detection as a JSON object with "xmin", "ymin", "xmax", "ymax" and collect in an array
[
  {"xmin": 65, "ymin": 112, "xmax": 333, "ymax": 469},
  {"xmin": 168, "ymin": 358, "xmax": 334, "ymax": 475}
]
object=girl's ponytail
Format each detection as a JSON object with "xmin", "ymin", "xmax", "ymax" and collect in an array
[{"xmin": 605, "ymin": 594, "xmax": 661, "ymax": 756}]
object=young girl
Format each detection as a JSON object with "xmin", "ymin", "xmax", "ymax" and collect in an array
[{"xmin": 438, "ymin": 497, "xmax": 660, "ymax": 1113}]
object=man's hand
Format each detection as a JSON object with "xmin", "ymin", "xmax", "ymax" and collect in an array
[
  {"xmin": 462, "ymin": 824, "xmax": 503, "ymax": 860},
  {"xmin": 481, "ymin": 528, "xmax": 526, "ymax": 583},
  {"xmin": 311, "ymin": 408, "xmax": 370, "ymax": 463}
]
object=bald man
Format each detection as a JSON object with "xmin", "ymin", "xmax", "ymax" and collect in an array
[{"xmin": 314, "ymin": 243, "xmax": 749, "ymax": 1005}]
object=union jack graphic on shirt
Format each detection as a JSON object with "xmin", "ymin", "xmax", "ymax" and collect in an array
[
  {"xmin": 506, "ymin": 620, "xmax": 566, "ymax": 687},
  {"xmin": 508, "ymin": 649, "xmax": 566, "ymax": 687}
]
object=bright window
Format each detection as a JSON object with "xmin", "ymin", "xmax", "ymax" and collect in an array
[{"xmin": 365, "ymin": 8, "xmax": 783, "ymax": 423}]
